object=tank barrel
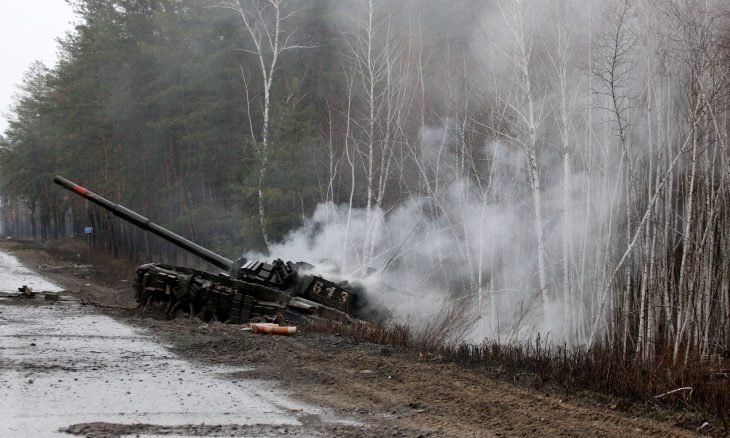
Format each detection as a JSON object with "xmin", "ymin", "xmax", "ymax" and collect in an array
[{"xmin": 54, "ymin": 175, "xmax": 233, "ymax": 271}]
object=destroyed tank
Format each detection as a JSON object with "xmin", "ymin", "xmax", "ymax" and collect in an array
[{"xmin": 54, "ymin": 176, "xmax": 365, "ymax": 324}]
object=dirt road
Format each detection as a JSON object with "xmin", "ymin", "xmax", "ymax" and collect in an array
[{"xmin": 0, "ymin": 239, "xmax": 708, "ymax": 437}]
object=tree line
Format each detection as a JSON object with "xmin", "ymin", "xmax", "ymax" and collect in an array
[{"xmin": 1, "ymin": 0, "xmax": 729, "ymax": 362}]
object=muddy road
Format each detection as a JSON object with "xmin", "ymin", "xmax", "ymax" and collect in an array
[{"xmin": 0, "ymin": 240, "xmax": 708, "ymax": 437}]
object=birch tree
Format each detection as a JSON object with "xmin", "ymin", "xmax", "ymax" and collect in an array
[
  {"xmin": 592, "ymin": 0, "xmax": 638, "ymax": 355},
  {"xmin": 496, "ymin": 0, "xmax": 550, "ymax": 311},
  {"xmin": 339, "ymin": 0, "xmax": 409, "ymax": 275},
  {"xmin": 545, "ymin": 0, "xmax": 581, "ymax": 342},
  {"xmin": 217, "ymin": 0, "xmax": 311, "ymax": 251}
]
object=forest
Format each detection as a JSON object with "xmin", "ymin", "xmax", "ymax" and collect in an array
[{"xmin": 1, "ymin": 0, "xmax": 729, "ymax": 372}]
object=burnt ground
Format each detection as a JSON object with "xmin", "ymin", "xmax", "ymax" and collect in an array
[{"xmin": 0, "ymin": 238, "xmax": 716, "ymax": 437}]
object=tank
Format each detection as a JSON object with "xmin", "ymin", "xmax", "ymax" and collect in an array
[{"xmin": 54, "ymin": 175, "xmax": 366, "ymax": 324}]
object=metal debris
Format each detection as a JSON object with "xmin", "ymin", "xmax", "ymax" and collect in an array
[
  {"xmin": 244, "ymin": 323, "xmax": 297, "ymax": 335},
  {"xmin": 18, "ymin": 285, "xmax": 35, "ymax": 298}
]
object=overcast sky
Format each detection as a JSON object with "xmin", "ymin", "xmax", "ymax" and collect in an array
[{"xmin": 0, "ymin": 1, "xmax": 76, "ymax": 134}]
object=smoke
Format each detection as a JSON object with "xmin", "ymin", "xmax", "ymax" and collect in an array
[
  {"xmin": 248, "ymin": 0, "xmax": 717, "ymax": 345},
  {"xmin": 241, "ymin": 120, "xmax": 612, "ymax": 344}
]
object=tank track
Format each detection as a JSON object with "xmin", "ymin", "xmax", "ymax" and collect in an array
[
  {"xmin": 133, "ymin": 263, "xmax": 357, "ymax": 324},
  {"xmin": 134, "ymin": 263, "xmax": 290, "ymax": 324}
]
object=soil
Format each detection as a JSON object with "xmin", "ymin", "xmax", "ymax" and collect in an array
[{"xmin": 0, "ymin": 238, "xmax": 715, "ymax": 437}]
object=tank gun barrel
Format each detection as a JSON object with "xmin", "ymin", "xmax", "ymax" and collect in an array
[{"xmin": 54, "ymin": 175, "xmax": 233, "ymax": 271}]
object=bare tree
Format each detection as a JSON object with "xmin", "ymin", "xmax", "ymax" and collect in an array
[
  {"xmin": 217, "ymin": 0, "xmax": 312, "ymax": 250},
  {"xmin": 338, "ymin": 0, "xmax": 409, "ymax": 275},
  {"xmin": 545, "ymin": 0, "xmax": 582, "ymax": 342},
  {"xmin": 496, "ymin": 0, "xmax": 550, "ymax": 311},
  {"xmin": 592, "ymin": 0, "xmax": 638, "ymax": 355}
]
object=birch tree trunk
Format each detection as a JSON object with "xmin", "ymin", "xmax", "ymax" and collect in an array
[
  {"xmin": 218, "ymin": 0, "xmax": 311, "ymax": 251},
  {"xmin": 498, "ymin": 0, "xmax": 549, "ymax": 312}
]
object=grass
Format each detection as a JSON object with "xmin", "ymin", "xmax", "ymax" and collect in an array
[{"xmin": 305, "ymin": 301, "xmax": 729, "ymax": 436}]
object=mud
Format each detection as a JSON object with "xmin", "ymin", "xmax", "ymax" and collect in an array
[
  {"xmin": 0, "ymin": 249, "xmax": 362, "ymax": 437},
  {"xmin": 0, "ymin": 239, "xmax": 710, "ymax": 437}
]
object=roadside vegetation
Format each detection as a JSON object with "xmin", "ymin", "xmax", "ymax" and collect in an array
[{"xmin": 307, "ymin": 305, "xmax": 729, "ymax": 435}]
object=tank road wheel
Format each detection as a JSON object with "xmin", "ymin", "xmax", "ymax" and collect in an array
[
  {"xmin": 168, "ymin": 299, "xmax": 182, "ymax": 317},
  {"xmin": 165, "ymin": 295, "xmax": 175, "ymax": 315},
  {"xmin": 143, "ymin": 295, "xmax": 153, "ymax": 313}
]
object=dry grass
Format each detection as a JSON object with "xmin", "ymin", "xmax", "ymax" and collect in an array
[
  {"xmin": 411, "ymin": 295, "xmax": 480, "ymax": 351},
  {"xmin": 440, "ymin": 338, "xmax": 729, "ymax": 432},
  {"xmin": 305, "ymin": 306, "xmax": 729, "ymax": 435}
]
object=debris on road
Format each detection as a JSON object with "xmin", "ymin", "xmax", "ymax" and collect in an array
[
  {"xmin": 18, "ymin": 285, "xmax": 35, "ymax": 298},
  {"xmin": 0, "ymin": 287, "xmax": 73, "ymax": 301}
]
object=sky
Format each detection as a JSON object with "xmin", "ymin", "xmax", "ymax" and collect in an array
[{"xmin": 0, "ymin": 1, "xmax": 76, "ymax": 134}]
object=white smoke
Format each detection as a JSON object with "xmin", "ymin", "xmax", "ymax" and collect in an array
[{"xmin": 247, "ymin": 0, "xmax": 647, "ymax": 345}]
